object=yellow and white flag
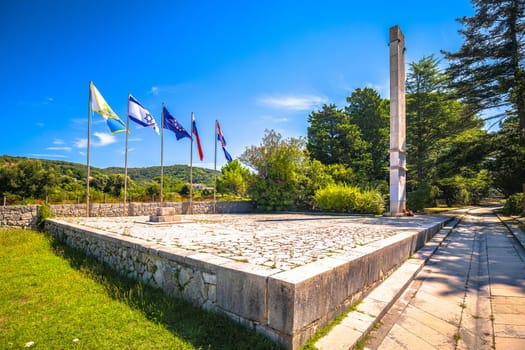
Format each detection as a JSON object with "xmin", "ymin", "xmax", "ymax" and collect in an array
[{"xmin": 89, "ymin": 81, "xmax": 127, "ymax": 134}]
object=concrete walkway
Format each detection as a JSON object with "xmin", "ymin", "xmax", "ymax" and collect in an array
[{"xmin": 316, "ymin": 207, "xmax": 525, "ymax": 350}]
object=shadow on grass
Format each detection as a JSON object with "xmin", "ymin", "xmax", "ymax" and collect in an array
[{"xmin": 48, "ymin": 235, "xmax": 282, "ymax": 350}]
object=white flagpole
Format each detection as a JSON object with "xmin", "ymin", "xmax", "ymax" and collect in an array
[
  {"xmin": 214, "ymin": 120, "xmax": 218, "ymax": 214},
  {"xmin": 86, "ymin": 81, "xmax": 92, "ymax": 217},
  {"xmin": 160, "ymin": 103, "xmax": 164, "ymax": 206},
  {"xmin": 189, "ymin": 112, "xmax": 194, "ymax": 214},
  {"xmin": 123, "ymin": 94, "xmax": 130, "ymax": 216}
]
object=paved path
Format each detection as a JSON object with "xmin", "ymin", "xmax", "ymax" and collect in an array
[{"xmin": 365, "ymin": 207, "xmax": 525, "ymax": 350}]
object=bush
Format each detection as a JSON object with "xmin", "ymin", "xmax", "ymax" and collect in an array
[
  {"xmin": 502, "ymin": 193, "xmax": 524, "ymax": 216},
  {"xmin": 36, "ymin": 203, "xmax": 54, "ymax": 230},
  {"xmin": 407, "ymin": 183, "xmax": 440, "ymax": 212},
  {"xmin": 314, "ymin": 184, "xmax": 384, "ymax": 215}
]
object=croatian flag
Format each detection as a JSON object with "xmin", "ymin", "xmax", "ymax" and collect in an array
[
  {"xmin": 128, "ymin": 95, "xmax": 160, "ymax": 135},
  {"xmin": 192, "ymin": 112, "xmax": 204, "ymax": 161},
  {"xmin": 216, "ymin": 120, "xmax": 233, "ymax": 162}
]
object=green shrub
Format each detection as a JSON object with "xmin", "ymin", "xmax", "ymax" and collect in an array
[
  {"xmin": 407, "ymin": 183, "xmax": 438, "ymax": 212},
  {"xmin": 357, "ymin": 189, "xmax": 385, "ymax": 215},
  {"xmin": 314, "ymin": 184, "xmax": 384, "ymax": 215},
  {"xmin": 36, "ymin": 203, "xmax": 54, "ymax": 230},
  {"xmin": 502, "ymin": 193, "xmax": 524, "ymax": 216}
]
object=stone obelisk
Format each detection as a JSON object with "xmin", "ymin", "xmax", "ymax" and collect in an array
[{"xmin": 389, "ymin": 25, "xmax": 406, "ymax": 215}]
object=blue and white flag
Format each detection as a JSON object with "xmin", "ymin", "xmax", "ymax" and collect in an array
[{"xmin": 128, "ymin": 95, "xmax": 159, "ymax": 135}]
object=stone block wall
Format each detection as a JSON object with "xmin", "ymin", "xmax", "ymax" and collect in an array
[
  {"xmin": 0, "ymin": 201, "xmax": 252, "ymax": 228},
  {"xmin": 43, "ymin": 217, "xmax": 448, "ymax": 349},
  {"xmin": 0, "ymin": 205, "xmax": 40, "ymax": 228}
]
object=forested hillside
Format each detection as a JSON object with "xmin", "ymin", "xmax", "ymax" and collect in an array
[{"xmin": 0, "ymin": 155, "xmax": 218, "ymax": 204}]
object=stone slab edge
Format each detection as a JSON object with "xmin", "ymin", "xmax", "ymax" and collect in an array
[
  {"xmin": 315, "ymin": 214, "xmax": 464, "ymax": 350},
  {"xmin": 496, "ymin": 213, "xmax": 525, "ymax": 250}
]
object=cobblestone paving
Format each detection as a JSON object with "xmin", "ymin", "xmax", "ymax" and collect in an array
[{"xmin": 63, "ymin": 213, "xmax": 443, "ymax": 271}]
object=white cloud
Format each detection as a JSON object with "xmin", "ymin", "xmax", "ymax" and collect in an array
[
  {"xmin": 74, "ymin": 133, "xmax": 117, "ymax": 149},
  {"xmin": 150, "ymin": 86, "xmax": 159, "ymax": 95},
  {"xmin": 53, "ymin": 139, "xmax": 65, "ymax": 145},
  {"xmin": 30, "ymin": 153, "xmax": 67, "ymax": 158},
  {"xmin": 74, "ymin": 138, "xmax": 88, "ymax": 148},
  {"xmin": 36, "ymin": 122, "xmax": 45, "ymax": 127},
  {"xmin": 47, "ymin": 146, "xmax": 72, "ymax": 151},
  {"xmin": 257, "ymin": 95, "xmax": 328, "ymax": 110},
  {"xmin": 93, "ymin": 132, "xmax": 117, "ymax": 146},
  {"xmin": 260, "ymin": 115, "xmax": 289, "ymax": 123}
]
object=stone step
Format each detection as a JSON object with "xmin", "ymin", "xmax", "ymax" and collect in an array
[{"xmin": 149, "ymin": 215, "xmax": 181, "ymax": 223}]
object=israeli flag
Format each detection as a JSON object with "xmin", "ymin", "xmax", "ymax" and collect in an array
[{"xmin": 128, "ymin": 94, "xmax": 159, "ymax": 135}]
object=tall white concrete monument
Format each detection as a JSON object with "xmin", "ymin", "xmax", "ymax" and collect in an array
[{"xmin": 389, "ymin": 25, "xmax": 406, "ymax": 215}]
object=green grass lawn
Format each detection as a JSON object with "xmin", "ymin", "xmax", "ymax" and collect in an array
[{"xmin": 0, "ymin": 228, "xmax": 280, "ymax": 350}]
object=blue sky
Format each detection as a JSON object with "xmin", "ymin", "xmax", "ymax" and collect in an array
[{"xmin": 0, "ymin": 0, "xmax": 474, "ymax": 170}]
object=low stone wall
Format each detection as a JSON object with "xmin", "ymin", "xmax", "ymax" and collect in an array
[
  {"xmin": 0, "ymin": 201, "xmax": 252, "ymax": 228},
  {"xmin": 44, "ymin": 217, "xmax": 448, "ymax": 349},
  {"xmin": 0, "ymin": 205, "xmax": 40, "ymax": 228}
]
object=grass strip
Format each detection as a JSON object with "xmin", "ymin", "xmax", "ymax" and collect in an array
[{"xmin": 0, "ymin": 228, "xmax": 280, "ymax": 349}]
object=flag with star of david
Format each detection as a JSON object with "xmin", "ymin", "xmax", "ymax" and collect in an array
[{"xmin": 128, "ymin": 94, "xmax": 159, "ymax": 135}]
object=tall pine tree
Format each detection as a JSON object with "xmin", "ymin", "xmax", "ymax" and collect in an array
[
  {"xmin": 444, "ymin": 0, "xmax": 525, "ymax": 212},
  {"xmin": 443, "ymin": 0, "xmax": 525, "ymax": 130}
]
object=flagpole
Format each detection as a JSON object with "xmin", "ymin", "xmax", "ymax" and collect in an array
[
  {"xmin": 160, "ymin": 103, "xmax": 164, "ymax": 206},
  {"xmin": 123, "ymin": 94, "xmax": 130, "ymax": 216},
  {"xmin": 86, "ymin": 81, "xmax": 92, "ymax": 217},
  {"xmin": 189, "ymin": 112, "xmax": 194, "ymax": 214},
  {"xmin": 214, "ymin": 120, "xmax": 218, "ymax": 214}
]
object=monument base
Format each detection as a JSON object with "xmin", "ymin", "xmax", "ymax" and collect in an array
[{"xmin": 149, "ymin": 207, "xmax": 181, "ymax": 223}]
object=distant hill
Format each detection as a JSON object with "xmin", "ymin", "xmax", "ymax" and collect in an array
[
  {"xmin": 0, "ymin": 155, "xmax": 218, "ymax": 184},
  {"xmin": 104, "ymin": 164, "xmax": 218, "ymax": 184}
]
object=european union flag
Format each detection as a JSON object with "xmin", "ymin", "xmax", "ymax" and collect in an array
[{"xmin": 163, "ymin": 107, "xmax": 191, "ymax": 140}]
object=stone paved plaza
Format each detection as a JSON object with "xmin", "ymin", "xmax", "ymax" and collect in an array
[{"xmin": 62, "ymin": 213, "xmax": 444, "ymax": 271}]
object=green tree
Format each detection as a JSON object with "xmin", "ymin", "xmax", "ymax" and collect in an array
[
  {"xmin": 216, "ymin": 159, "xmax": 249, "ymax": 196},
  {"xmin": 240, "ymin": 129, "xmax": 308, "ymax": 211},
  {"xmin": 307, "ymin": 103, "xmax": 369, "ymax": 174},
  {"xmin": 487, "ymin": 116, "xmax": 525, "ymax": 196},
  {"xmin": 443, "ymin": 0, "xmax": 525, "ymax": 211},
  {"xmin": 307, "ymin": 104, "xmax": 348, "ymax": 165},
  {"xmin": 105, "ymin": 174, "xmax": 126, "ymax": 197},
  {"xmin": 443, "ymin": 0, "xmax": 525, "ymax": 130},
  {"xmin": 406, "ymin": 55, "xmax": 485, "ymax": 188},
  {"xmin": 345, "ymin": 87, "xmax": 389, "ymax": 182},
  {"xmin": 406, "ymin": 55, "xmax": 447, "ymax": 187}
]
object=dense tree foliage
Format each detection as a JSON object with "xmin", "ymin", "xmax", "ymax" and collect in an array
[
  {"xmin": 307, "ymin": 104, "xmax": 367, "ymax": 168},
  {"xmin": 216, "ymin": 159, "xmax": 249, "ymax": 197},
  {"xmin": 443, "ymin": 0, "xmax": 525, "ymax": 130},
  {"xmin": 443, "ymin": 0, "xmax": 525, "ymax": 213},
  {"xmin": 0, "ymin": 156, "xmax": 219, "ymax": 204},
  {"xmin": 240, "ymin": 129, "xmax": 309, "ymax": 211},
  {"xmin": 404, "ymin": 55, "xmax": 490, "ymax": 209},
  {"xmin": 345, "ymin": 87, "xmax": 390, "ymax": 182},
  {"xmin": 486, "ymin": 116, "xmax": 525, "ymax": 196},
  {"xmin": 307, "ymin": 89, "xmax": 388, "ymax": 186}
]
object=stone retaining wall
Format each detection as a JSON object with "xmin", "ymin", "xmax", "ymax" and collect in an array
[
  {"xmin": 44, "ymin": 217, "xmax": 448, "ymax": 349},
  {"xmin": 0, "ymin": 201, "xmax": 252, "ymax": 228},
  {"xmin": 0, "ymin": 205, "xmax": 40, "ymax": 228}
]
